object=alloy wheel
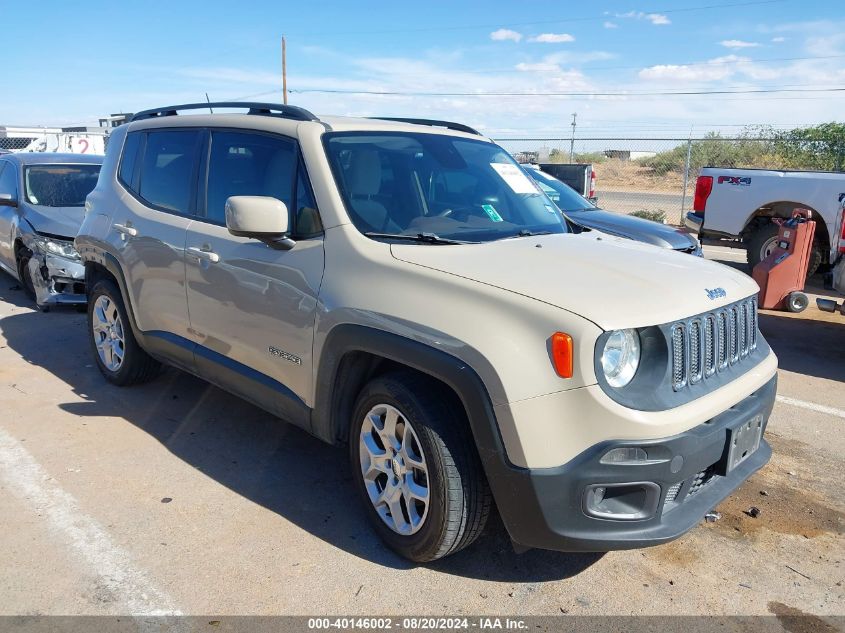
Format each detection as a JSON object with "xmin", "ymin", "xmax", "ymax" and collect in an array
[
  {"xmin": 358, "ymin": 403, "xmax": 430, "ymax": 535},
  {"xmin": 92, "ymin": 295, "xmax": 126, "ymax": 372}
]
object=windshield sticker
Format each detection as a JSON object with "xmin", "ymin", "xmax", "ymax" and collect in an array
[
  {"xmin": 481, "ymin": 204, "xmax": 504, "ymax": 222},
  {"xmin": 544, "ymin": 204, "xmax": 557, "ymax": 214},
  {"xmin": 490, "ymin": 163, "xmax": 538, "ymax": 194}
]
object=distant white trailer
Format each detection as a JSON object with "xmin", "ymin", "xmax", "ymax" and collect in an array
[
  {"xmin": 20, "ymin": 132, "xmax": 106, "ymax": 155},
  {"xmin": 603, "ymin": 149, "xmax": 657, "ymax": 161}
]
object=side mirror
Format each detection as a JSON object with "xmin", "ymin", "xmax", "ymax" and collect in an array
[
  {"xmin": 225, "ymin": 195, "xmax": 295, "ymax": 250},
  {"xmin": 0, "ymin": 193, "xmax": 17, "ymax": 208}
]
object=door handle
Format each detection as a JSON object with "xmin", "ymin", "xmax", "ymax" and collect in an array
[
  {"xmin": 187, "ymin": 246, "xmax": 220, "ymax": 263},
  {"xmin": 113, "ymin": 223, "xmax": 137, "ymax": 237}
]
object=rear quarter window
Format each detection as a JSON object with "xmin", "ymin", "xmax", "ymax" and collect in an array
[
  {"xmin": 118, "ymin": 132, "xmax": 142, "ymax": 190},
  {"xmin": 137, "ymin": 129, "xmax": 202, "ymax": 214}
]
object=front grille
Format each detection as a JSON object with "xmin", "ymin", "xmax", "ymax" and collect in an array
[
  {"xmin": 687, "ymin": 465, "xmax": 718, "ymax": 496},
  {"xmin": 671, "ymin": 297, "xmax": 758, "ymax": 392},
  {"xmin": 663, "ymin": 463, "xmax": 720, "ymax": 514},
  {"xmin": 671, "ymin": 325, "xmax": 686, "ymax": 389},
  {"xmin": 664, "ymin": 481, "xmax": 682, "ymax": 504}
]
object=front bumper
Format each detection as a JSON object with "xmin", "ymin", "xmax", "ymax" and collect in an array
[
  {"xmin": 492, "ymin": 374, "xmax": 776, "ymax": 552},
  {"xmin": 683, "ymin": 211, "xmax": 704, "ymax": 233},
  {"xmin": 27, "ymin": 254, "xmax": 86, "ymax": 307}
]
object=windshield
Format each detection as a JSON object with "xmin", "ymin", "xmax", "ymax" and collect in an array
[
  {"xmin": 24, "ymin": 164, "xmax": 101, "ymax": 207},
  {"xmin": 324, "ymin": 132, "xmax": 569, "ymax": 242},
  {"xmin": 523, "ymin": 167, "xmax": 595, "ymax": 213}
]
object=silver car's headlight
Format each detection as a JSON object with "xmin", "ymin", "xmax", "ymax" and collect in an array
[
  {"xmin": 600, "ymin": 329, "xmax": 641, "ymax": 388},
  {"xmin": 35, "ymin": 237, "xmax": 80, "ymax": 261}
]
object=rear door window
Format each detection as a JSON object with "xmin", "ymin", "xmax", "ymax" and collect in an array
[{"xmin": 138, "ymin": 130, "xmax": 202, "ymax": 214}]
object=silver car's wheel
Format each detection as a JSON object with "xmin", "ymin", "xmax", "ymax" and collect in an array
[
  {"xmin": 92, "ymin": 295, "xmax": 126, "ymax": 372},
  {"xmin": 359, "ymin": 403, "xmax": 430, "ymax": 535}
]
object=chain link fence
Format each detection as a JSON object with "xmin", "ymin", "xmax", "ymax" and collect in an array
[{"xmin": 496, "ymin": 135, "xmax": 845, "ymax": 225}]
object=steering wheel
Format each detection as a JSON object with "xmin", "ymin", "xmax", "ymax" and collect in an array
[{"xmin": 437, "ymin": 204, "xmax": 493, "ymax": 222}]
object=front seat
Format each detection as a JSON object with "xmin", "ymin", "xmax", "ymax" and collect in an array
[{"xmin": 344, "ymin": 149, "xmax": 401, "ymax": 233}]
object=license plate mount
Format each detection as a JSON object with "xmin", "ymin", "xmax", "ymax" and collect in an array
[{"xmin": 726, "ymin": 414, "xmax": 764, "ymax": 473}]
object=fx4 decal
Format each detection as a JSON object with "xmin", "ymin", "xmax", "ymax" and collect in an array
[{"xmin": 717, "ymin": 176, "xmax": 751, "ymax": 186}]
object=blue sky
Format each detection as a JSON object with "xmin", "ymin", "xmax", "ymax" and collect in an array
[{"xmin": 2, "ymin": 0, "xmax": 843, "ymax": 136}]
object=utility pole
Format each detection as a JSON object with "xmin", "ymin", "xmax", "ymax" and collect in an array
[
  {"xmin": 569, "ymin": 112, "xmax": 577, "ymax": 162},
  {"xmin": 282, "ymin": 36, "xmax": 288, "ymax": 105}
]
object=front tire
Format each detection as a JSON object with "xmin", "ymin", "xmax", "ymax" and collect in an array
[
  {"xmin": 350, "ymin": 371, "xmax": 491, "ymax": 562},
  {"xmin": 88, "ymin": 279, "xmax": 161, "ymax": 385},
  {"xmin": 15, "ymin": 248, "xmax": 36, "ymax": 302}
]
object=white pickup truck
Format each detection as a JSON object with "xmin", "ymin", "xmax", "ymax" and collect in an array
[{"xmin": 684, "ymin": 167, "xmax": 845, "ymax": 274}]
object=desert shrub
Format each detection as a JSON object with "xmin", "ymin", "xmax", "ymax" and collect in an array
[{"xmin": 629, "ymin": 210, "xmax": 667, "ymax": 223}]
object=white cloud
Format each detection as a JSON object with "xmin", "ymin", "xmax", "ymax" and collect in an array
[
  {"xmin": 647, "ymin": 14, "xmax": 671, "ymax": 25},
  {"xmin": 720, "ymin": 39, "xmax": 761, "ymax": 48},
  {"xmin": 515, "ymin": 62, "xmax": 561, "ymax": 72},
  {"xmin": 490, "ymin": 29, "xmax": 522, "ymax": 42},
  {"xmin": 771, "ymin": 36, "xmax": 786, "ymax": 43},
  {"xmin": 528, "ymin": 33, "xmax": 575, "ymax": 43},
  {"xmin": 638, "ymin": 55, "xmax": 751, "ymax": 82},
  {"xmin": 603, "ymin": 21, "xmax": 618, "ymax": 29},
  {"xmin": 615, "ymin": 11, "xmax": 671, "ymax": 25}
]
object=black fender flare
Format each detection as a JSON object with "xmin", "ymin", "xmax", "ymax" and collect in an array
[{"xmin": 310, "ymin": 324, "xmax": 536, "ymax": 521}]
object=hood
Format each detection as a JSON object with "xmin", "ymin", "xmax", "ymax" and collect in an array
[
  {"xmin": 22, "ymin": 204, "xmax": 85, "ymax": 239},
  {"xmin": 569, "ymin": 209, "xmax": 698, "ymax": 250},
  {"xmin": 391, "ymin": 232, "xmax": 758, "ymax": 331}
]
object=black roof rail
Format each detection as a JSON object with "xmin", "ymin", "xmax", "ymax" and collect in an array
[
  {"xmin": 130, "ymin": 102, "xmax": 319, "ymax": 123},
  {"xmin": 368, "ymin": 117, "xmax": 481, "ymax": 136}
]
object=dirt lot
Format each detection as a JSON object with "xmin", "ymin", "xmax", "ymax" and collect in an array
[{"xmin": 0, "ymin": 248, "xmax": 843, "ymax": 622}]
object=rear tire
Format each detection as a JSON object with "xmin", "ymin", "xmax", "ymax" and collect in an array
[
  {"xmin": 746, "ymin": 223, "xmax": 779, "ymax": 271},
  {"xmin": 87, "ymin": 279, "xmax": 161, "ymax": 385},
  {"xmin": 746, "ymin": 221, "xmax": 822, "ymax": 276},
  {"xmin": 349, "ymin": 371, "xmax": 491, "ymax": 562}
]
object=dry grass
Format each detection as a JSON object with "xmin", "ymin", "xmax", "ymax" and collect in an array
[{"xmin": 594, "ymin": 159, "xmax": 685, "ymax": 192}]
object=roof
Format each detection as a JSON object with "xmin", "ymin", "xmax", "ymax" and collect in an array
[
  {"xmin": 319, "ymin": 116, "xmax": 485, "ymax": 139},
  {"xmin": 125, "ymin": 102, "xmax": 487, "ymax": 141},
  {"xmin": 0, "ymin": 152, "xmax": 104, "ymax": 166}
]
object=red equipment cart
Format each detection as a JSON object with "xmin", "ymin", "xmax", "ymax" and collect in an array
[{"xmin": 752, "ymin": 209, "xmax": 816, "ymax": 313}]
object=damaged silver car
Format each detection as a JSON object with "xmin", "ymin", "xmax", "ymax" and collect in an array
[{"xmin": 0, "ymin": 153, "xmax": 102, "ymax": 310}]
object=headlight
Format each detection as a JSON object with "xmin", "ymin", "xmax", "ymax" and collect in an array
[
  {"xmin": 600, "ymin": 329, "xmax": 641, "ymax": 388},
  {"xmin": 35, "ymin": 236, "xmax": 80, "ymax": 260}
]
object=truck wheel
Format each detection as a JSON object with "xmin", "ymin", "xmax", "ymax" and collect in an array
[
  {"xmin": 88, "ymin": 279, "xmax": 161, "ymax": 385},
  {"xmin": 786, "ymin": 291, "xmax": 809, "ymax": 313},
  {"xmin": 350, "ymin": 371, "xmax": 491, "ymax": 562},
  {"xmin": 746, "ymin": 223, "xmax": 779, "ymax": 270},
  {"xmin": 746, "ymin": 222, "xmax": 823, "ymax": 276}
]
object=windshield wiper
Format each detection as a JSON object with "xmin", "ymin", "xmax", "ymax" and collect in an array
[
  {"xmin": 497, "ymin": 229, "xmax": 554, "ymax": 240},
  {"xmin": 364, "ymin": 231, "xmax": 474, "ymax": 245}
]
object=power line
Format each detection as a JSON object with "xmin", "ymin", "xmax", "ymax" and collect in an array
[
  {"xmin": 451, "ymin": 54, "xmax": 845, "ymax": 75},
  {"xmin": 289, "ymin": 86, "xmax": 845, "ymax": 97},
  {"xmin": 287, "ymin": 0, "xmax": 787, "ymax": 36}
]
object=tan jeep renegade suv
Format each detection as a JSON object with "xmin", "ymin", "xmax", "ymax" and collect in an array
[{"xmin": 76, "ymin": 102, "xmax": 778, "ymax": 561}]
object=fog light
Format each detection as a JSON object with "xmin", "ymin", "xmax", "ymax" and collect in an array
[
  {"xmin": 600, "ymin": 447, "xmax": 650, "ymax": 465},
  {"xmin": 583, "ymin": 482, "xmax": 660, "ymax": 520}
]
